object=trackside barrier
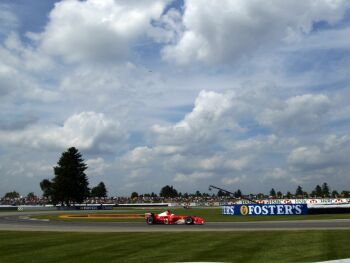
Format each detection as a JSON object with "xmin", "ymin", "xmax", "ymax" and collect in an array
[
  {"xmin": 224, "ymin": 198, "xmax": 350, "ymax": 205},
  {"xmin": 308, "ymin": 207, "xmax": 350, "ymax": 214},
  {"xmin": 57, "ymin": 204, "xmax": 114, "ymax": 210},
  {"xmin": 116, "ymin": 203, "xmax": 169, "ymax": 207},
  {"xmin": 222, "ymin": 204, "xmax": 308, "ymax": 216},
  {"xmin": 17, "ymin": 205, "xmax": 55, "ymax": 211},
  {"xmin": 0, "ymin": 205, "xmax": 54, "ymax": 212},
  {"xmin": 0, "ymin": 206, "xmax": 17, "ymax": 211}
]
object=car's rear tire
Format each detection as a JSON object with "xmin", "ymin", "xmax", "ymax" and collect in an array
[
  {"xmin": 185, "ymin": 216, "xmax": 193, "ymax": 225},
  {"xmin": 146, "ymin": 216, "xmax": 154, "ymax": 225}
]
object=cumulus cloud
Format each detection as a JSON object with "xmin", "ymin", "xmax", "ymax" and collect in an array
[
  {"xmin": 119, "ymin": 89, "xmax": 349, "ymax": 193},
  {"xmin": 198, "ymin": 155, "xmax": 253, "ymax": 171},
  {"xmin": 288, "ymin": 134, "xmax": 350, "ymax": 171},
  {"xmin": 174, "ymin": 172, "xmax": 213, "ymax": 183},
  {"xmin": 0, "ymin": 111, "xmax": 127, "ymax": 152},
  {"xmin": 0, "ymin": 33, "xmax": 59, "ymax": 102},
  {"xmin": 123, "ymin": 146, "xmax": 155, "ymax": 166},
  {"xmin": 152, "ymin": 90, "xmax": 238, "ymax": 145},
  {"xmin": 270, "ymin": 168, "xmax": 288, "ymax": 179},
  {"xmin": 149, "ymin": 8, "xmax": 184, "ymax": 44},
  {"xmin": 0, "ymin": 4, "xmax": 19, "ymax": 39},
  {"xmin": 161, "ymin": 0, "xmax": 349, "ymax": 64},
  {"xmin": 258, "ymin": 94, "xmax": 331, "ymax": 133},
  {"xmin": 1, "ymin": 160, "xmax": 52, "ymax": 178},
  {"xmin": 221, "ymin": 176, "xmax": 242, "ymax": 186},
  {"xmin": 39, "ymin": 0, "xmax": 169, "ymax": 63},
  {"xmin": 120, "ymin": 90, "xmax": 261, "ymax": 191},
  {"xmin": 86, "ymin": 157, "xmax": 110, "ymax": 176}
]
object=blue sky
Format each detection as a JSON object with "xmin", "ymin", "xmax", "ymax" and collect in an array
[{"xmin": 1, "ymin": 0, "xmax": 350, "ymax": 197}]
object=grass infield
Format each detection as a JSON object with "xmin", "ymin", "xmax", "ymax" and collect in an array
[{"xmin": 0, "ymin": 230, "xmax": 350, "ymax": 263}]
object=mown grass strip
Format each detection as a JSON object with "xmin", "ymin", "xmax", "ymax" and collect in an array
[{"xmin": 0, "ymin": 231, "xmax": 350, "ymax": 263}]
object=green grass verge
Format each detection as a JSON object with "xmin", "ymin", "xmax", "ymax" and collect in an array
[
  {"xmin": 33, "ymin": 207, "xmax": 350, "ymax": 222},
  {"xmin": 0, "ymin": 230, "xmax": 349, "ymax": 263}
]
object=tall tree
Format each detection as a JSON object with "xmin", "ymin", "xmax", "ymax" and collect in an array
[
  {"xmin": 91, "ymin": 182, "xmax": 107, "ymax": 198},
  {"xmin": 276, "ymin": 191, "xmax": 283, "ymax": 198},
  {"xmin": 195, "ymin": 190, "xmax": 202, "ymax": 197},
  {"xmin": 217, "ymin": 190, "xmax": 225, "ymax": 197},
  {"xmin": 26, "ymin": 192, "xmax": 36, "ymax": 199},
  {"xmin": 131, "ymin": 192, "xmax": 139, "ymax": 199},
  {"xmin": 235, "ymin": 189, "xmax": 242, "ymax": 198},
  {"xmin": 322, "ymin": 182, "xmax": 330, "ymax": 197},
  {"xmin": 40, "ymin": 179, "xmax": 53, "ymax": 198},
  {"xmin": 4, "ymin": 191, "xmax": 20, "ymax": 199},
  {"xmin": 269, "ymin": 188, "xmax": 276, "ymax": 198},
  {"xmin": 331, "ymin": 190, "xmax": 339, "ymax": 198},
  {"xmin": 160, "ymin": 185, "xmax": 178, "ymax": 198},
  {"xmin": 314, "ymin": 185, "xmax": 322, "ymax": 197},
  {"xmin": 40, "ymin": 147, "xmax": 89, "ymax": 205},
  {"xmin": 295, "ymin": 185, "xmax": 304, "ymax": 197},
  {"xmin": 257, "ymin": 193, "xmax": 265, "ymax": 199},
  {"xmin": 341, "ymin": 191, "xmax": 349, "ymax": 198}
]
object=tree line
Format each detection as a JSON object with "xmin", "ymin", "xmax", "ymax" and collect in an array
[
  {"xmin": 267, "ymin": 183, "xmax": 350, "ymax": 199},
  {"xmin": 131, "ymin": 184, "xmax": 349, "ymax": 199}
]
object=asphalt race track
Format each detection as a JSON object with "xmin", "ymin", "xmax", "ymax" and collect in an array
[{"xmin": 1, "ymin": 211, "xmax": 350, "ymax": 232}]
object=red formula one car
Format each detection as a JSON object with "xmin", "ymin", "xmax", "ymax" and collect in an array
[{"xmin": 145, "ymin": 210, "xmax": 204, "ymax": 225}]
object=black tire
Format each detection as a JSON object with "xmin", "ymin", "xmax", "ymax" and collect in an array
[
  {"xmin": 146, "ymin": 216, "xmax": 154, "ymax": 225},
  {"xmin": 185, "ymin": 216, "xmax": 193, "ymax": 225}
]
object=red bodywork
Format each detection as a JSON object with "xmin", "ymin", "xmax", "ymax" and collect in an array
[{"xmin": 145, "ymin": 210, "xmax": 204, "ymax": 225}]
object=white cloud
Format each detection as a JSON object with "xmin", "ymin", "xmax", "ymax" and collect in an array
[
  {"xmin": 3, "ymin": 32, "xmax": 56, "ymax": 73},
  {"xmin": 269, "ymin": 168, "xmax": 288, "ymax": 179},
  {"xmin": 0, "ymin": 111, "xmax": 126, "ymax": 152},
  {"xmin": 152, "ymin": 90, "xmax": 237, "ymax": 145},
  {"xmin": 226, "ymin": 156, "xmax": 253, "ymax": 171},
  {"xmin": 198, "ymin": 155, "xmax": 253, "ymax": 171},
  {"xmin": 2, "ymin": 160, "xmax": 52, "ymax": 178},
  {"xmin": 86, "ymin": 157, "xmax": 109, "ymax": 176},
  {"xmin": 0, "ymin": 33, "xmax": 59, "ymax": 102},
  {"xmin": 288, "ymin": 146, "xmax": 322, "ymax": 167},
  {"xmin": 148, "ymin": 8, "xmax": 184, "ymax": 44},
  {"xmin": 221, "ymin": 177, "xmax": 241, "ymax": 186},
  {"xmin": 120, "ymin": 90, "xmax": 261, "ymax": 191},
  {"xmin": 288, "ymin": 134, "xmax": 350, "ymax": 170},
  {"xmin": 39, "ymin": 0, "xmax": 168, "ymax": 63},
  {"xmin": 162, "ymin": 0, "xmax": 349, "ymax": 64},
  {"xmin": 123, "ymin": 146, "xmax": 154, "ymax": 166},
  {"xmin": 198, "ymin": 155, "xmax": 224, "ymax": 170},
  {"xmin": 258, "ymin": 94, "xmax": 331, "ymax": 133},
  {"xmin": 122, "ymin": 145, "xmax": 185, "ymax": 168},
  {"xmin": 0, "ymin": 4, "xmax": 19, "ymax": 38},
  {"xmin": 174, "ymin": 172, "xmax": 213, "ymax": 183}
]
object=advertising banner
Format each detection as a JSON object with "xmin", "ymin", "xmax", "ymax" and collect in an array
[{"xmin": 222, "ymin": 204, "xmax": 308, "ymax": 216}]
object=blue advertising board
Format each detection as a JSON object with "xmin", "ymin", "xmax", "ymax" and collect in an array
[{"xmin": 222, "ymin": 204, "xmax": 308, "ymax": 216}]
